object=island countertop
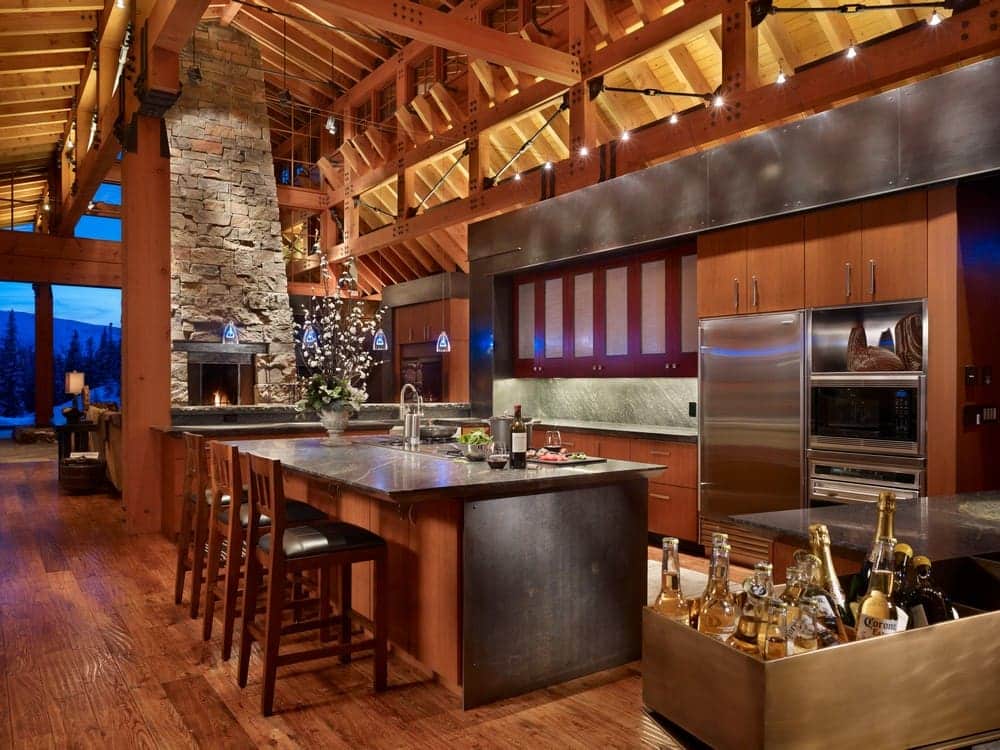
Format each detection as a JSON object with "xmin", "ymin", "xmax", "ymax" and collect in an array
[
  {"xmin": 224, "ymin": 436, "xmax": 664, "ymax": 504},
  {"xmin": 729, "ymin": 491, "xmax": 1000, "ymax": 561}
]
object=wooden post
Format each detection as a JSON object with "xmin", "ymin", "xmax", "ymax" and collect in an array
[
  {"xmin": 568, "ymin": 0, "xmax": 595, "ymax": 156},
  {"xmin": 721, "ymin": 0, "xmax": 758, "ymax": 96},
  {"xmin": 32, "ymin": 283, "xmax": 53, "ymax": 427},
  {"xmin": 121, "ymin": 114, "xmax": 172, "ymax": 533}
]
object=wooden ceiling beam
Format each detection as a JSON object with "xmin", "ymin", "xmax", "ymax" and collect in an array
[
  {"xmin": 293, "ymin": 0, "xmax": 580, "ymax": 85},
  {"xmin": 0, "ymin": 99, "xmax": 73, "ymax": 118},
  {"xmin": 0, "ymin": 11, "xmax": 97, "ymax": 35},
  {"xmin": 399, "ymin": 238, "xmax": 437, "ymax": 273},
  {"xmin": 0, "ymin": 52, "xmax": 87, "ymax": 74},
  {"xmin": 431, "ymin": 228, "xmax": 469, "ymax": 272},
  {"xmin": 219, "ymin": 0, "xmax": 241, "ymax": 25},
  {"xmin": 246, "ymin": 21, "xmax": 347, "ymax": 93},
  {"xmin": 263, "ymin": 72, "xmax": 331, "ymax": 108},
  {"xmin": 290, "ymin": 0, "xmax": 390, "ymax": 69},
  {"xmin": 382, "ymin": 244, "xmax": 423, "ymax": 278},
  {"xmin": 0, "ymin": 0, "xmax": 103, "ymax": 10},
  {"xmin": 412, "ymin": 234, "xmax": 458, "ymax": 273},
  {"xmin": 667, "ymin": 42, "xmax": 711, "ymax": 94},
  {"xmin": 354, "ymin": 255, "xmax": 387, "ymax": 289},
  {"xmin": 257, "ymin": 0, "xmax": 366, "ymax": 81},
  {"xmin": 759, "ymin": 15, "xmax": 802, "ymax": 73},
  {"xmin": 0, "ymin": 111, "xmax": 70, "ymax": 128},
  {"xmin": 807, "ymin": 0, "xmax": 854, "ymax": 50},
  {"xmin": 0, "ymin": 32, "xmax": 91, "ymax": 56},
  {"xmin": 365, "ymin": 250, "xmax": 403, "ymax": 284},
  {"xmin": 0, "ymin": 70, "xmax": 81, "ymax": 91}
]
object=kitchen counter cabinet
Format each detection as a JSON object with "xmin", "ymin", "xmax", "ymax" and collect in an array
[{"xmin": 226, "ymin": 437, "xmax": 656, "ymax": 708}]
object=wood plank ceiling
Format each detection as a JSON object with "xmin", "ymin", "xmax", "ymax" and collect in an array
[{"xmin": 0, "ymin": 1, "xmax": 102, "ymax": 229}]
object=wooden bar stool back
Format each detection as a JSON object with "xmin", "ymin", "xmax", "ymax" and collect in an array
[
  {"xmin": 238, "ymin": 453, "xmax": 388, "ymax": 716},
  {"xmin": 173, "ymin": 432, "xmax": 210, "ymax": 619},
  {"xmin": 203, "ymin": 442, "xmax": 328, "ymax": 660}
]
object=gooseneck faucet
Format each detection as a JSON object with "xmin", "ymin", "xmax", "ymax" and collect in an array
[{"xmin": 399, "ymin": 383, "xmax": 423, "ymax": 421}]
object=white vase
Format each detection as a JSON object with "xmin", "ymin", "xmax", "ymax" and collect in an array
[{"xmin": 319, "ymin": 406, "xmax": 351, "ymax": 445}]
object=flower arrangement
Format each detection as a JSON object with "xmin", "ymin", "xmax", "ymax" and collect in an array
[{"xmin": 295, "ymin": 264, "xmax": 385, "ymax": 416}]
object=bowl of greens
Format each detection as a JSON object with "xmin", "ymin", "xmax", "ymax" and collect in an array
[{"xmin": 457, "ymin": 430, "xmax": 491, "ymax": 460}]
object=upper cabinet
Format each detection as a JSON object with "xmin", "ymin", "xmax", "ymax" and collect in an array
[
  {"xmin": 513, "ymin": 245, "xmax": 696, "ymax": 378},
  {"xmin": 703, "ymin": 189, "xmax": 931, "ymax": 317},
  {"xmin": 860, "ymin": 191, "xmax": 928, "ymax": 303}
]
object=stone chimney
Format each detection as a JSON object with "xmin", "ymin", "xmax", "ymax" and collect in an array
[{"xmin": 166, "ymin": 22, "xmax": 295, "ymax": 405}]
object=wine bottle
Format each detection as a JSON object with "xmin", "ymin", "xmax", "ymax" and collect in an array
[
  {"xmin": 808, "ymin": 523, "xmax": 853, "ymax": 628},
  {"xmin": 847, "ymin": 491, "xmax": 897, "ymax": 614},
  {"xmin": 510, "ymin": 404, "xmax": 527, "ymax": 469}
]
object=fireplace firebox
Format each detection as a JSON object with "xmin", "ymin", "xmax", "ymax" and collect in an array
[{"xmin": 174, "ymin": 341, "xmax": 268, "ymax": 406}]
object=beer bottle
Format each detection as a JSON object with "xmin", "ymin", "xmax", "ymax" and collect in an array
[
  {"xmin": 727, "ymin": 562, "xmax": 773, "ymax": 654},
  {"xmin": 890, "ymin": 542, "xmax": 913, "ymax": 612},
  {"xmin": 855, "ymin": 537, "xmax": 905, "ymax": 640},
  {"xmin": 906, "ymin": 556, "xmax": 955, "ymax": 627},
  {"xmin": 653, "ymin": 537, "xmax": 689, "ymax": 625},
  {"xmin": 698, "ymin": 543, "xmax": 739, "ymax": 641}
]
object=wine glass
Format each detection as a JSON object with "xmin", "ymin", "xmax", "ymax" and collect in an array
[
  {"xmin": 544, "ymin": 430, "xmax": 562, "ymax": 452},
  {"xmin": 486, "ymin": 441, "xmax": 509, "ymax": 470}
]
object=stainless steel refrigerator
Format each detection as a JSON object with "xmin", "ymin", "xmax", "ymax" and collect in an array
[{"xmin": 699, "ymin": 312, "xmax": 805, "ymax": 520}]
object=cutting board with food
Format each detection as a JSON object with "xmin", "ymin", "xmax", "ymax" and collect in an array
[{"xmin": 526, "ymin": 448, "xmax": 607, "ymax": 466}]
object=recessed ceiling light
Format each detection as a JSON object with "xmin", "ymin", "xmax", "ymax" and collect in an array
[
  {"xmin": 514, "ymin": 172, "xmax": 521, "ymax": 181},
  {"xmin": 713, "ymin": 94, "xmax": 725, "ymax": 108},
  {"xmin": 578, "ymin": 146, "xmax": 589, "ymax": 157},
  {"xmin": 543, "ymin": 161, "xmax": 552, "ymax": 170}
]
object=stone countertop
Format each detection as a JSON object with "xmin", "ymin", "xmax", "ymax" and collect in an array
[
  {"xmin": 729, "ymin": 491, "xmax": 1000, "ymax": 561},
  {"xmin": 157, "ymin": 416, "xmax": 487, "ymax": 436},
  {"xmin": 529, "ymin": 418, "xmax": 698, "ymax": 442},
  {"xmin": 223, "ymin": 436, "xmax": 664, "ymax": 504}
]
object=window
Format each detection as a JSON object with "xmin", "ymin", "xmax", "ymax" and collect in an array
[
  {"xmin": 530, "ymin": 0, "xmax": 565, "ymax": 20},
  {"xmin": 376, "ymin": 83, "xmax": 396, "ymax": 122},
  {"xmin": 411, "ymin": 54, "xmax": 435, "ymax": 98},
  {"xmin": 443, "ymin": 50, "xmax": 467, "ymax": 83},
  {"xmin": 353, "ymin": 99, "xmax": 372, "ymax": 131},
  {"xmin": 486, "ymin": 0, "xmax": 521, "ymax": 33}
]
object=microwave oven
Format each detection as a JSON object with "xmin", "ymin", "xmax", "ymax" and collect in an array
[{"xmin": 809, "ymin": 373, "xmax": 924, "ymax": 457}]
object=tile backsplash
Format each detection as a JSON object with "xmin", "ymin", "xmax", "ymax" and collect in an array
[{"xmin": 493, "ymin": 378, "xmax": 697, "ymax": 427}]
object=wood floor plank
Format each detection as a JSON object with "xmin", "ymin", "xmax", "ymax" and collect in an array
[{"xmin": 0, "ymin": 456, "xmax": 708, "ymax": 749}]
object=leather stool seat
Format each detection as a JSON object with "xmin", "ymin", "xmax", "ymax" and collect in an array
[
  {"xmin": 259, "ymin": 521, "xmax": 385, "ymax": 559},
  {"xmin": 219, "ymin": 500, "xmax": 326, "ymax": 528},
  {"xmin": 204, "ymin": 485, "xmax": 249, "ymax": 507}
]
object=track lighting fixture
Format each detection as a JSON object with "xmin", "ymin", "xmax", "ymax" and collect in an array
[
  {"xmin": 483, "ymin": 95, "xmax": 570, "ymax": 187},
  {"xmin": 748, "ymin": 0, "xmax": 976, "ymax": 27},
  {"xmin": 712, "ymin": 94, "xmax": 725, "ymax": 108},
  {"xmin": 43, "ymin": 201, "xmax": 50, "ymax": 212},
  {"xmin": 543, "ymin": 161, "xmax": 552, "ymax": 170},
  {"xmin": 776, "ymin": 71, "xmax": 787, "ymax": 84},
  {"xmin": 620, "ymin": 131, "xmax": 630, "ymax": 142},
  {"xmin": 88, "ymin": 200, "xmax": 95, "ymax": 211},
  {"xmin": 514, "ymin": 172, "xmax": 522, "ymax": 181},
  {"xmin": 279, "ymin": 89, "xmax": 292, "ymax": 105},
  {"xmin": 592, "ymin": 75, "xmax": 723, "ymax": 112},
  {"xmin": 578, "ymin": 146, "xmax": 589, "ymax": 157},
  {"xmin": 846, "ymin": 44, "xmax": 857, "ymax": 59},
  {"xmin": 325, "ymin": 114, "xmax": 337, "ymax": 135},
  {"xmin": 669, "ymin": 113, "xmax": 679, "ymax": 124}
]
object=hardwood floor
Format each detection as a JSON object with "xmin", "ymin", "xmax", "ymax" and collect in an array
[{"xmin": 0, "ymin": 459, "xmax": 710, "ymax": 749}]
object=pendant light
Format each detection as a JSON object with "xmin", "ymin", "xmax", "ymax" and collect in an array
[
  {"xmin": 435, "ymin": 273, "xmax": 451, "ymax": 353},
  {"xmin": 372, "ymin": 327, "xmax": 388, "ymax": 351}
]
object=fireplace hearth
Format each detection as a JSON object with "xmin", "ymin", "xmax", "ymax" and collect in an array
[{"xmin": 174, "ymin": 341, "xmax": 268, "ymax": 406}]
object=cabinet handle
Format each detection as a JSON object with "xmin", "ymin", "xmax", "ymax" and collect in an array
[
  {"xmin": 845, "ymin": 262, "xmax": 852, "ymax": 299},
  {"xmin": 650, "ymin": 450, "xmax": 672, "ymax": 457},
  {"xmin": 733, "ymin": 278, "xmax": 740, "ymax": 310},
  {"xmin": 868, "ymin": 259, "xmax": 876, "ymax": 297},
  {"xmin": 650, "ymin": 492, "xmax": 673, "ymax": 501},
  {"xmin": 751, "ymin": 275, "xmax": 759, "ymax": 308}
]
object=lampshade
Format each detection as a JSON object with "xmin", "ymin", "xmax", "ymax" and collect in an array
[
  {"xmin": 435, "ymin": 330, "xmax": 451, "ymax": 353},
  {"xmin": 372, "ymin": 328, "xmax": 388, "ymax": 352},
  {"xmin": 302, "ymin": 323, "xmax": 319, "ymax": 349},
  {"xmin": 65, "ymin": 371, "xmax": 85, "ymax": 395}
]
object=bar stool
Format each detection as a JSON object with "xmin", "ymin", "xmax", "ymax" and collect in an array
[
  {"xmin": 202, "ymin": 441, "xmax": 327, "ymax": 661},
  {"xmin": 238, "ymin": 452, "xmax": 388, "ymax": 716},
  {"xmin": 173, "ymin": 432, "xmax": 211, "ymax": 619}
]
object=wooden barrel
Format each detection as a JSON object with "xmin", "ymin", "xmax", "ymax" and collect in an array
[{"xmin": 59, "ymin": 459, "xmax": 107, "ymax": 494}]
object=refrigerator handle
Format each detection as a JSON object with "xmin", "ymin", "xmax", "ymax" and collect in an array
[{"xmin": 732, "ymin": 278, "xmax": 740, "ymax": 311}]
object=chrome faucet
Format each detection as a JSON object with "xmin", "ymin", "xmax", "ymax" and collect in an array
[{"xmin": 399, "ymin": 384, "xmax": 423, "ymax": 421}]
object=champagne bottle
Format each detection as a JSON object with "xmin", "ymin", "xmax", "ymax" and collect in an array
[
  {"xmin": 906, "ymin": 556, "xmax": 955, "ymax": 627},
  {"xmin": 653, "ymin": 537, "xmax": 689, "ymax": 625},
  {"xmin": 847, "ymin": 491, "xmax": 897, "ymax": 614},
  {"xmin": 808, "ymin": 523, "xmax": 853, "ymax": 627},
  {"xmin": 855, "ymin": 537, "xmax": 904, "ymax": 640},
  {"xmin": 727, "ymin": 562, "xmax": 773, "ymax": 655},
  {"xmin": 792, "ymin": 550, "xmax": 848, "ymax": 643},
  {"xmin": 698, "ymin": 543, "xmax": 739, "ymax": 641},
  {"xmin": 510, "ymin": 404, "xmax": 527, "ymax": 469}
]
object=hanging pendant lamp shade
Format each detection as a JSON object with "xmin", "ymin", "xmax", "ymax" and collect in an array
[
  {"xmin": 435, "ymin": 330, "xmax": 451, "ymax": 353},
  {"xmin": 372, "ymin": 328, "xmax": 388, "ymax": 351}
]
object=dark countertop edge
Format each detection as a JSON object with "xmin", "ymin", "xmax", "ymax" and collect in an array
[
  {"xmin": 282, "ymin": 463, "xmax": 661, "ymax": 505},
  {"xmin": 531, "ymin": 420, "xmax": 698, "ymax": 443},
  {"xmin": 155, "ymin": 417, "xmax": 488, "ymax": 436}
]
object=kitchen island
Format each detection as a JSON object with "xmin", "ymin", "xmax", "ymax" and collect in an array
[{"xmin": 225, "ymin": 436, "xmax": 663, "ymax": 708}]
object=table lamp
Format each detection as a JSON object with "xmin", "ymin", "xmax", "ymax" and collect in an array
[{"xmin": 64, "ymin": 371, "xmax": 85, "ymax": 423}]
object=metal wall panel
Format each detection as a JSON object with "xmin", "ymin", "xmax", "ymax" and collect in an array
[{"xmin": 462, "ymin": 482, "xmax": 647, "ymax": 708}]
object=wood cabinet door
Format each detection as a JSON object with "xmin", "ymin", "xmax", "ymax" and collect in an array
[
  {"xmin": 536, "ymin": 273, "xmax": 571, "ymax": 377},
  {"xmin": 804, "ymin": 203, "xmax": 864, "ymax": 308},
  {"xmin": 630, "ymin": 439, "xmax": 697, "ymax": 488},
  {"xmin": 595, "ymin": 263, "xmax": 635, "ymax": 376},
  {"xmin": 697, "ymin": 226, "xmax": 748, "ymax": 318},
  {"xmin": 557, "ymin": 430, "xmax": 597, "ymax": 456},
  {"xmin": 594, "ymin": 435, "xmax": 631, "ymax": 460},
  {"xmin": 648, "ymin": 483, "xmax": 698, "ymax": 541},
  {"xmin": 861, "ymin": 191, "xmax": 928, "ymax": 302},
  {"xmin": 513, "ymin": 279, "xmax": 538, "ymax": 377},
  {"xmin": 746, "ymin": 215, "xmax": 805, "ymax": 313}
]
